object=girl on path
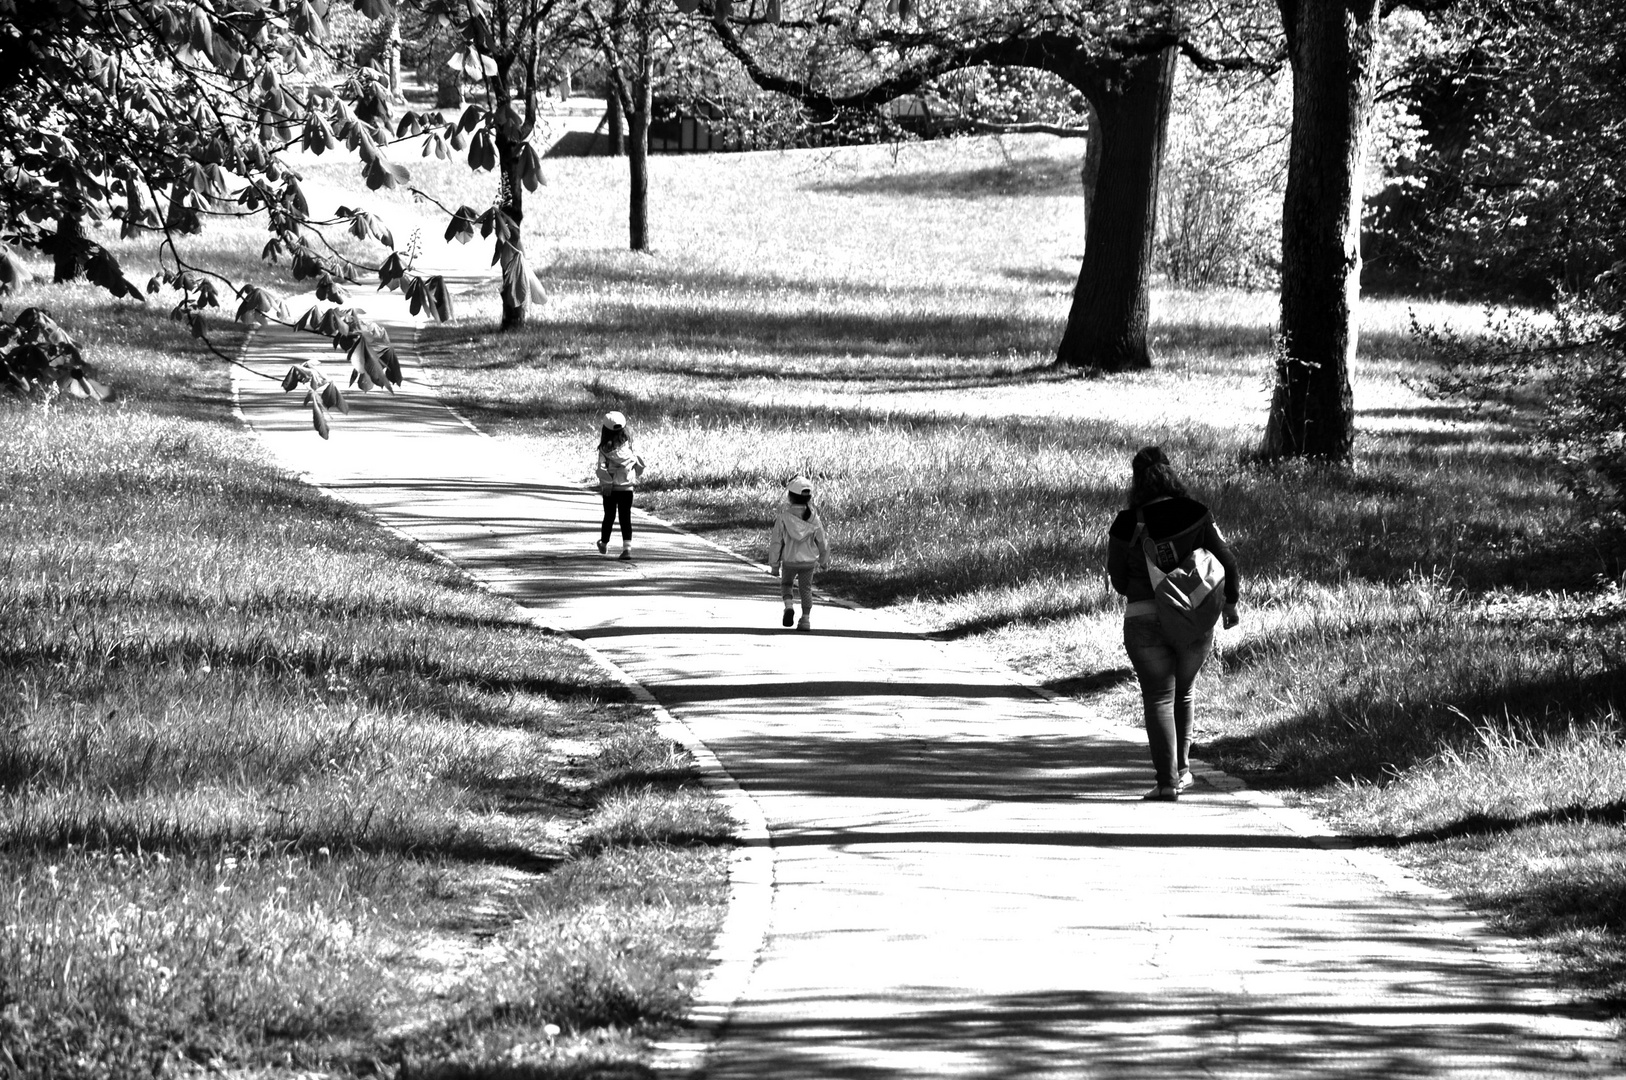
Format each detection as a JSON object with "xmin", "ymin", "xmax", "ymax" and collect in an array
[
  {"xmin": 1106, "ymin": 446, "xmax": 1241, "ymax": 801},
  {"xmin": 595, "ymin": 410, "xmax": 645, "ymax": 561},
  {"xmin": 767, "ymin": 476, "xmax": 831, "ymax": 631}
]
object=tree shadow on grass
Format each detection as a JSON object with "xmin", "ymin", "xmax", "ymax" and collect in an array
[
  {"xmin": 1043, "ymin": 666, "xmax": 1138, "ymax": 697},
  {"xmin": 1374, "ymin": 800, "xmax": 1626, "ymax": 847},
  {"xmin": 406, "ymin": 1064, "xmax": 654, "ymax": 1080},
  {"xmin": 540, "ymin": 252, "xmax": 1035, "ymax": 300},
  {"xmin": 532, "ymin": 302, "xmax": 1060, "ymax": 361},
  {"xmin": 1150, "ymin": 318, "xmax": 1277, "ymax": 357},
  {"xmin": 803, "ymin": 156, "xmax": 1081, "ymax": 199},
  {"xmin": 1002, "ymin": 264, "xmax": 1079, "ymax": 288},
  {"xmin": 571, "ymin": 353, "xmax": 1072, "ymax": 391},
  {"xmin": 451, "ymin": 380, "xmax": 1131, "ymax": 444}
]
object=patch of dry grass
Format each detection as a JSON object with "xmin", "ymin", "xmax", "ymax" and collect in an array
[{"xmin": 0, "ymin": 277, "xmax": 730, "ymax": 1077}]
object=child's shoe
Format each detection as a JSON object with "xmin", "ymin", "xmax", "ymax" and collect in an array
[
  {"xmin": 782, "ymin": 608, "xmax": 795, "ymax": 628},
  {"xmin": 596, "ymin": 538, "xmax": 608, "ymax": 554},
  {"xmin": 619, "ymin": 547, "xmax": 633, "ymax": 561},
  {"xmin": 796, "ymin": 615, "xmax": 811, "ymax": 632}
]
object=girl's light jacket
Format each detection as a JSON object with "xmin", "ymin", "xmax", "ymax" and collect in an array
[
  {"xmin": 596, "ymin": 444, "xmax": 645, "ymax": 490},
  {"xmin": 768, "ymin": 506, "xmax": 830, "ymax": 568}
]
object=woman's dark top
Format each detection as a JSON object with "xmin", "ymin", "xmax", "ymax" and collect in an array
[{"xmin": 1106, "ymin": 496, "xmax": 1240, "ymax": 605}]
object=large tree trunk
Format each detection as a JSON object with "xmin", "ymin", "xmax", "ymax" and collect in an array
[
  {"xmin": 1054, "ymin": 46, "xmax": 1177, "ymax": 371},
  {"xmin": 1260, "ymin": 0, "xmax": 1380, "ymax": 461},
  {"xmin": 1079, "ymin": 99, "xmax": 1101, "ymax": 239}
]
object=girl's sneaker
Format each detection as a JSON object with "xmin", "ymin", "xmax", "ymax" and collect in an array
[
  {"xmin": 796, "ymin": 615, "xmax": 811, "ymax": 632},
  {"xmin": 782, "ymin": 609, "xmax": 795, "ymax": 628},
  {"xmin": 596, "ymin": 539, "xmax": 608, "ymax": 554},
  {"xmin": 619, "ymin": 547, "xmax": 633, "ymax": 561}
]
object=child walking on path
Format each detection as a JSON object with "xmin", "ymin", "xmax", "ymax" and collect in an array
[
  {"xmin": 595, "ymin": 411, "xmax": 645, "ymax": 561},
  {"xmin": 767, "ymin": 476, "xmax": 831, "ymax": 631}
]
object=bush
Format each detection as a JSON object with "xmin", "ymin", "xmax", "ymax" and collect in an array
[
  {"xmin": 1417, "ymin": 263, "xmax": 1626, "ymax": 527},
  {"xmin": 1155, "ymin": 68, "xmax": 1287, "ymax": 290}
]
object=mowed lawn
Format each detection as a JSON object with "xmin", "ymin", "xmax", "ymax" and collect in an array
[{"xmin": 403, "ymin": 133, "xmax": 1626, "ymax": 1030}]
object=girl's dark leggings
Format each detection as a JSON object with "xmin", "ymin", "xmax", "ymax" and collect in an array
[{"xmin": 600, "ymin": 489, "xmax": 634, "ymax": 544}]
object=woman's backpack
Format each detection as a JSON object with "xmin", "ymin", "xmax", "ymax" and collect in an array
[{"xmin": 1135, "ymin": 510, "xmax": 1225, "ymax": 647}]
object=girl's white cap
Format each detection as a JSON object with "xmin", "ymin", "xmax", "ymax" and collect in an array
[
  {"xmin": 603, "ymin": 410, "xmax": 626, "ymax": 429},
  {"xmin": 786, "ymin": 475, "xmax": 813, "ymax": 495}
]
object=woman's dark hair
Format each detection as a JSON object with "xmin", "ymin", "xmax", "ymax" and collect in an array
[
  {"xmin": 598, "ymin": 425, "xmax": 629, "ymax": 453},
  {"xmin": 1128, "ymin": 445, "xmax": 1187, "ymax": 507},
  {"xmin": 788, "ymin": 489, "xmax": 812, "ymax": 520}
]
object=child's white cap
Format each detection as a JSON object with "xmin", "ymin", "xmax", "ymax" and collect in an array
[
  {"xmin": 603, "ymin": 410, "xmax": 626, "ymax": 429},
  {"xmin": 786, "ymin": 475, "xmax": 813, "ymax": 496}
]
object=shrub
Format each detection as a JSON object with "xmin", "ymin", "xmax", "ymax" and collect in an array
[
  {"xmin": 1155, "ymin": 68, "xmax": 1287, "ymax": 290},
  {"xmin": 1417, "ymin": 263, "xmax": 1626, "ymax": 528}
]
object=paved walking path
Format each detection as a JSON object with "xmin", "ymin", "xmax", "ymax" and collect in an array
[{"xmin": 232, "ymin": 276, "xmax": 1619, "ymax": 1078}]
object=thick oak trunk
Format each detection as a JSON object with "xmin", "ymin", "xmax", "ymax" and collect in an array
[
  {"xmin": 1054, "ymin": 46, "xmax": 1177, "ymax": 371},
  {"xmin": 1261, "ymin": 0, "xmax": 1380, "ymax": 461}
]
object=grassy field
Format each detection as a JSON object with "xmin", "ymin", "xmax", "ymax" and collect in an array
[
  {"xmin": 395, "ymin": 133, "xmax": 1626, "ymax": 1028},
  {"xmin": 0, "ymin": 273, "xmax": 731, "ymax": 1074}
]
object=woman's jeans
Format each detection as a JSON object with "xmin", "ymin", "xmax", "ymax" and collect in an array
[
  {"xmin": 1124, "ymin": 614, "xmax": 1213, "ymax": 788},
  {"xmin": 780, "ymin": 563, "xmax": 815, "ymax": 614},
  {"xmin": 600, "ymin": 489, "xmax": 634, "ymax": 545}
]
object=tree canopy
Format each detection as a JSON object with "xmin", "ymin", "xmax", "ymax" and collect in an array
[
  {"xmin": 1369, "ymin": 0, "xmax": 1626, "ymax": 300},
  {"xmin": 0, "ymin": 0, "xmax": 588, "ymax": 429}
]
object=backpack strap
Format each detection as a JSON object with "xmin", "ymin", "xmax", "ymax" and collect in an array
[{"xmin": 1134, "ymin": 509, "xmax": 1168, "ymax": 586}]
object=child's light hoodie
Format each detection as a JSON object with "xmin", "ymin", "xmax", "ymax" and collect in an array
[
  {"xmin": 768, "ymin": 503, "xmax": 830, "ymax": 568},
  {"xmin": 597, "ymin": 443, "xmax": 645, "ymax": 489}
]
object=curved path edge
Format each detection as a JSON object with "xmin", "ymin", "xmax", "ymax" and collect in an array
[{"xmin": 232, "ymin": 316, "xmax": 776, "ymax": 1077}]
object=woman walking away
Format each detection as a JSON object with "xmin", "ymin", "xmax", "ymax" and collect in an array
[
  {"xmin": 595, "ymin": 410, "xmax": 645, "ymax": 561},
  {"xmin": 767, "ymin": 476, "xmax": 831, "ymax": 631},
  {"xmin": 1107, "ymin": 446, "xmax": 1240, "ymax": 801}
]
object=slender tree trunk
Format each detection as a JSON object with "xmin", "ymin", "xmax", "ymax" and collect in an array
[
  {"xmin": 1054, "ymin": 46, "xmax": 1177, "ymax": 371},
  {"xmin": 492, "ymin": 49, "xmax": 529, "ymax": 330},
  {"xmin": 496, "ymin": 135, "xmax": 529, "ymax": 330},
  {"xmin": 1260, "ymin": 0, "xmax": 1380, "ymax": 461},
  {"xmin": 606, "ymin": 91, "xmax": 626, "ymax": 156},
  {"xmin": 627, "ymin": 81, "xmax": 651, "ymax": 250},
  {"xmin": 384, "ymin": 12, "xmax": 402, "ymax": 97},
  {"xmin": 52, "ymin": 209, "xmax": 87, "ymax": 283},
  {"xmin": 626, "ymin": 23, "xmax": 653, "ymax": 251}
]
